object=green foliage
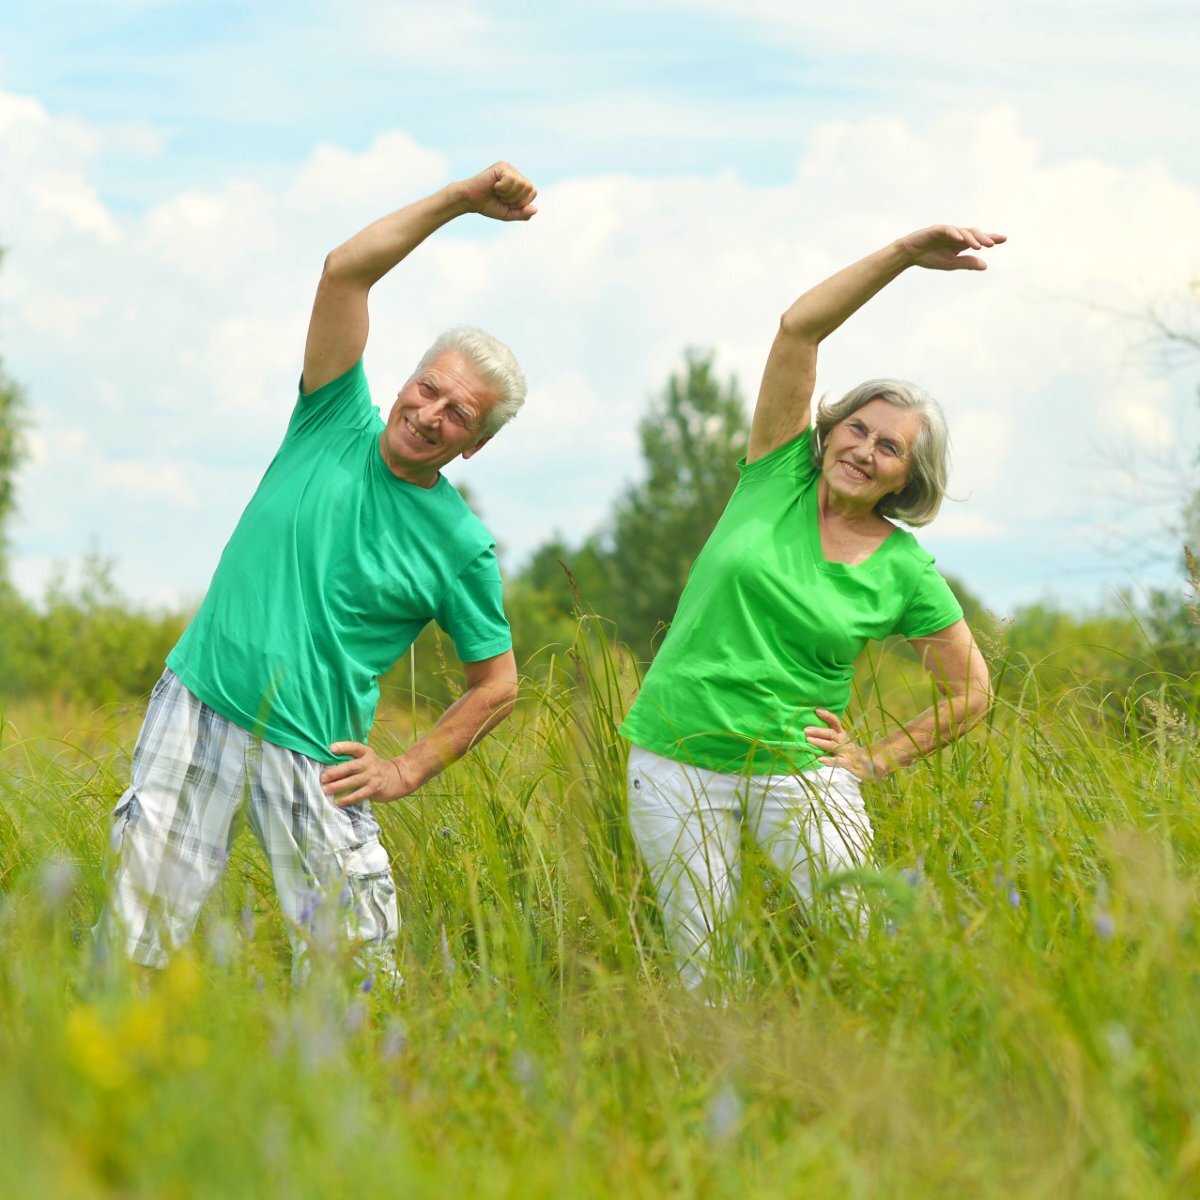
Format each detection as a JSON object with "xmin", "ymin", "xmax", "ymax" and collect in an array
[
  {"xmin": 519, "ymin": 535, "xmax": 609, "ymax": 630},
  {"xmin": 0, "ymin": 267, "xmax": 27, "ymax": 566},
  {"xmin": 601, "ymin": 349, "xmax": 749, "ymax": 658},
  {"xmin": 2, "ymin": 623, "xmax": 1200, "ymax": 1197},
  {"xmin": 512, "ymin": 349, "xmax": 749, "ymax": 660},
  {"xmin": 991, "ymin": 592, "xmax": 1198, "ymax": 730},
  {"xmin": 0, "ymin": 553, "xmax": 186, "ymax": 705}
]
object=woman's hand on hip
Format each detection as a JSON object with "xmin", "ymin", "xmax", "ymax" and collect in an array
[{"xmin": 805, "ymin": 708, "xmax": 882, "ymax": 782}]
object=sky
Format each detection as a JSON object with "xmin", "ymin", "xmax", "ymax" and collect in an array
[{"xmin": 2, "ymin": 0, "xmax": 1199, "ymax": 618}]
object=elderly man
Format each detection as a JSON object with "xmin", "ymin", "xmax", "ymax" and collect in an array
[{"xmin": 99, "ymin": 162, "xmax": 538, "ymax": 979}]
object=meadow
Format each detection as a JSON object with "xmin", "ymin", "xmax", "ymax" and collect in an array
[{"xmin": 2, "ymin": 616, "xmax": 1198, "ymax": 1199}]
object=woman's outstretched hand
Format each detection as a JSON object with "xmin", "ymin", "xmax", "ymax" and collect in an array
[
  {"xmin": 805, "ymin": 708, "xmax": 883, "ymax": 782},
  {"xmin": 897, "ymin": 225, "xmax": 1006, "ymax": 272}
]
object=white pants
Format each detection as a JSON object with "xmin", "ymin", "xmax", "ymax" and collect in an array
[{"xmin": 626, "ymin": 743, "xmax": 873, "ymax": 989}]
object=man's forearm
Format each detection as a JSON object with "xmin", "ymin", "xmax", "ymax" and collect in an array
[
  {"xmin": 391, "ymin": 675, "xmax": 518, "ymax": 793},
  {"xmin": 323, "ymin": 182, "xmax": 473, "ymax": 291}
]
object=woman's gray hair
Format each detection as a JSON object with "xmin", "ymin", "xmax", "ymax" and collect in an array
[
  {"xmin": 416, "ymin": 326, "xmax": 527, "ymax": 436},
  {"xmin": 812, "ymin": 378, "xmax": 950, "ymax": 527}
]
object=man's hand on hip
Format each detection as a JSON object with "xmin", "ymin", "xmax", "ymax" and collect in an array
[{"xmin": 321, "ymin": 742, "xmax": 414, "ymax": 807}]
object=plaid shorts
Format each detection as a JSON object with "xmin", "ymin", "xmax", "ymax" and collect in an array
[{"xmin": 98, "ymin": 669, "xmax": 399, "ymax": 972}]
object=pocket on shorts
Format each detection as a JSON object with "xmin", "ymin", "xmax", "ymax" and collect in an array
[
  {"xmin": 147, "ymin": 669, "xmax": 175, "ymax": 704},
  {"xmin": 332, "ymin": 804, "xmax": 392, "ymax": 881},
  {"xmin": 109, "ymin": 791, "xmax": 143, "ymax": 855},
  {"xmin": 335, "ymin": 840, "xmax": 391, "ymax": 882}
]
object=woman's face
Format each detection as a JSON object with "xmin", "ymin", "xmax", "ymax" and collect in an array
[{"xmin": 822, "ymin": 398, "xmax": 923, "ymax": 514}]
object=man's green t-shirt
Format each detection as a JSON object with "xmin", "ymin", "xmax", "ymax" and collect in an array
[
  {"xmin": 619, "ymin": 429, "xmax": 963, "ymax": 775},
  {"xmin": 167, "ymin": 361, "xmax": 511, "ymax": 763}
]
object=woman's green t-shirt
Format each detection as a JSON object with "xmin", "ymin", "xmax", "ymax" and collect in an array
[{"xmin": 619, "ymin": 429, "xmax": 963, "ymax": 775}]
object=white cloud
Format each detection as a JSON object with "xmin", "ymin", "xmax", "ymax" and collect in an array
[
  {"xmin": 924, "ymin": 510, "xmax": 1008, "ymax": 541},
  {"xmin": 660, "ymin": 0, "xmax": 1197, "ymax": 71},
  {"xmin": 0, "ymin": 93, "xmax": 119, "ymax": 243},
  {"xmin": 97, "ymin": 462, "xmax": 198, "ymax": 508},
  {"xmin": 353, "ymin": 0, "xmax": 507, "ymax": 70},
  {"xmin": 140, "ymin": 182, "xmax": 280, "ymax": 284},
  {"xmin": 285, "ymin": 132, "xmax": 449, "ymax": 215},
  {"xmin": 4, "ymin": 90, "xmax": 1199, "ymax": 615}
]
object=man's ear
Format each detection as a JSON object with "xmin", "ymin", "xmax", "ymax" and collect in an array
[{"xmin": 461, "ymin": 435, "xmax": 494, "ymax": 460}]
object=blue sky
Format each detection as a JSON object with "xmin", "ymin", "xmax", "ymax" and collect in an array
[{"xmin": 3, "ymin": 0, "xmax": 1199, "ymax": 616}]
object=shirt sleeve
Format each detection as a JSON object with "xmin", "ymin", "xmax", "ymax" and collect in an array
[
  {"xmin": 286, "ymin": 359, "xmax": 376, "ymax": 440},
  {"xmin": 736, "ymin": 428, "xmax": 817, "ymax": 485},
  {"xmin": 895, "ymin": 560, "xmax": 965, "ymax": 639},
  {"xmin": 435, "ymin": 546, "xmax": 513, "ymax": 662}
]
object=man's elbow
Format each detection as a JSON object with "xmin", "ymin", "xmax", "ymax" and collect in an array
[
  {"xmin": 490, "ymin": 675, "xmax": 519, "ymax": 725},
  {"xmin": 320, "ymin": 245, "xmax": 369, "ymax": 288}
]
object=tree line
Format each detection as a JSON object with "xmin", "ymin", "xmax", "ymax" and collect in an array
[{"xmin": 1, "ymin": 293, "xmax": 1197, "ymax": 715}]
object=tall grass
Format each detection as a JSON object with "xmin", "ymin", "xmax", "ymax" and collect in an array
[{"xmin": 1, "ymin": 621, "xmax": 1198, "ymax": 1198}]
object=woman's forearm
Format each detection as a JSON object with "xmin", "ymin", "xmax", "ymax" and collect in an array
[
  {"xmin": 866, "ymin": 686, "xmax": 992, "ymax": 777},
  {"xmin": 779, "ymin": 239, "xmax": 913, "ymax": 345}
]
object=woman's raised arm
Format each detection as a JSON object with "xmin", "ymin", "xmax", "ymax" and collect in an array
[{"xmin": 747, "ymin": 225, "xmax": 1004, "ymax": 464}]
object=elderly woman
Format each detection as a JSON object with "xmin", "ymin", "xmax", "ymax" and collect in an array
[{"xmin": 619, "ymin": 224, "xmax": 1004, "ymax": 989}]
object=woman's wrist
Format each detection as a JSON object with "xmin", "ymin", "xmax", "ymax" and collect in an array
[
  {"xmin": 888, "ymin": 236, "xmax": 920, "ymax": 271},
  {"xmin": 864, "ymin": 743, "xmax": 901, "ymax": 780}
]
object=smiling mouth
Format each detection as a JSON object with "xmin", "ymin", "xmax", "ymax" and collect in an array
[
  {"xmin": 840, "ymin": 461, "xmax": 871, "ymax": 481},
  {"xmin": 403, "ymin": 416, "xmax": 437, "ymax": 446}
]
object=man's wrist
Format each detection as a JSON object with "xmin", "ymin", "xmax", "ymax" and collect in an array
[
  {"xmin": 441, "ymin": 179, "xmax": 478, "ymax": 220},
  {"xmin": 389, "ymin": 753, "xmax": 428, "ymax": 799}
]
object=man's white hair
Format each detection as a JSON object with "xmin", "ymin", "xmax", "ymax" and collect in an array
[{"xmin": 416, "ymin": 326, "xmax": 526, "ymax": 436}]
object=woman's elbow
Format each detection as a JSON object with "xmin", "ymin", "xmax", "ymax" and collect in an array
[
  {"xmin": 777, "ymin": 310, "xmax": 821, "ymax": 344},
  {"xmin": 967, "ymin": 674, "xmax": 993, "ymax": 721}
]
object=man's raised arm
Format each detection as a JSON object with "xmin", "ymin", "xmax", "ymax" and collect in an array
[{"xmin": 301, "ymin": 162, "xmax": 538, "ymax": 394}]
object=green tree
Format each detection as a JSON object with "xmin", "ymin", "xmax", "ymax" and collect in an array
[
  {"xmin": 1147, "ymin": 280, "xmax": 1200, "ymax": 563},
  {"xmin": 1140, "ymin": 281, "xmax": 1200, "ymax": 684},
  {"xmin": 521, "ymin": 535, "xmax": 609, "ymax": 622},
  {"xmin": 602, "ymin": 349, "xmax": 749, "ymax": 658},
  {"xmin": 0, "ymin": 253, "xmax": 26, "ymax": 574}
]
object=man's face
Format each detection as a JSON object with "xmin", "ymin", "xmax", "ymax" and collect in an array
[{"xmin": 380, "ymin": 350, "xmax": 497, "ymax": 485}]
